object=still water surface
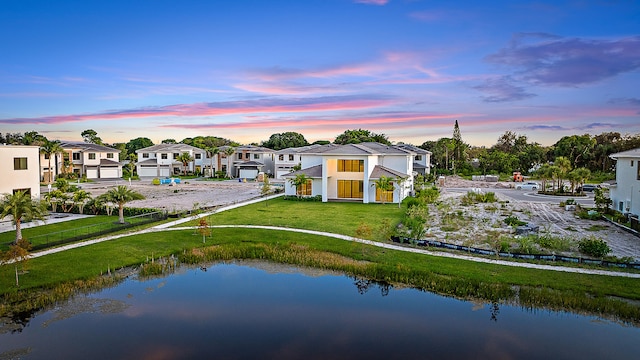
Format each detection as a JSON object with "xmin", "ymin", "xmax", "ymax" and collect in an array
[{"xmin": 1, "ymin": 261, "xmax": 639, "ymax": 359}]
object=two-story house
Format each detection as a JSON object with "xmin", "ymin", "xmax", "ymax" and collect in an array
[
  {"xmin": 609, "ymin": 148, "xmax": 640, "ymax": 216},
  {"xmin": 136, "ymin": 144, "xmax": 208, "ymax": 177},
  {"xmin": 221, "ymin": 145, "xmax": 275, "ymax": 179},
  {"xmin": 274, "ymin": 144, "xmax": 321, "ymax": 179},
  {"xmin": 395, "ymin": 143, "xmax": 432, "ymax": 176},
  {"xmin": 282, "ymin": 142, "xmax": 415, "ymax": 203},
  {"xmin": 0, "ymin": 144, "xmax": 41, "ymax": 198},
  {"xmin": 55, "ymin": 142, "xmax": 122, "ymax": 180}
]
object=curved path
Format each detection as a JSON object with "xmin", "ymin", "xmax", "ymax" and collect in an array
[{"xmin": 15, "ymin": 194, "xmax": 640, "ymax": 279}]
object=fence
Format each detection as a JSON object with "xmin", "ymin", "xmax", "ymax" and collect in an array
[
  {"xmin": 29, "ymin": 211, "xmax": 167, "ymax": 251},
  {"xmin": 391, "ymin": 236, "xmax": 640, "ymax": 270}
]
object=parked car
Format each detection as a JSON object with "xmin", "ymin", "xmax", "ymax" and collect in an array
[
  {"xmin": 515, "ymin": 182, "xmax": 539, "ymax": 191},
  {"xmin": 577, "ymin": 184, "xmax": 600, "ymax": 192}
]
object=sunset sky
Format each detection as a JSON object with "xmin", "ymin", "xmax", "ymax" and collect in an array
[{"xmin": 1, "ymin": 0, "xmax": 638, "ymax": 147}]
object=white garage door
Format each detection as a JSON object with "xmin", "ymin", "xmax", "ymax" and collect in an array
[
  {"xmin": 239, "ymin": 169, "xmax": 258, "ymax": 179},
  {"xmin": 86, "ymin": 168, "xmax": 98, "ymax": 179},
  {"xmin": 138, "ymin": 167, "xmax": 156, "ymax": 177},
  {"xmin": 159, "ymin": 167, "xmax": 170, "ymax": 177},
  {"xmin": 101, "ymin": 168, "xmax": 119, "ymax": 178}
]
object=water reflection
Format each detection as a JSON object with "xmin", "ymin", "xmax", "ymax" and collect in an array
[{"xmin": 1, "ymin": 261, "xmax": 639, "ymax": 360}]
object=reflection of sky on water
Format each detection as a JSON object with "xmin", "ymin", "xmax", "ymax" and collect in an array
[{"xmin": 1, "ymin": 261, "xmax": 638, "ymax": 359}]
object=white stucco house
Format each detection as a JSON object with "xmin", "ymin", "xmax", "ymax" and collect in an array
[
  {"xmin": 396, "ymin": 143, "xmax": 432, "ymax": 176},
  {"xmin": 274, "ymin": 144, "xmax": 321, "ymax": 179},
  {"xmin": 281, "ymin": 142, "xmax": 416, "ymax": 203},
  {"xmin": 136, "ymin": 144, "xmax": 208, "ymax": 177},
  {"xmin": 57, "ymin": 142, "xmax": 122, "ymax": 180},
  {"xmin": 220, "ymin": 145, "xmax": 275, "ymax": 180},
  {"xmin": 0, "ymin": 144, "xmax": 41, "ymax": 198},
  {"xmin": 609, "ymin": 148, "xmax": 640, "ymax": 216}
]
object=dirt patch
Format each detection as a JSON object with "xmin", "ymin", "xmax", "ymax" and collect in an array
[
  {"xmin": 427, "ymin": 190, "xmax": 640, "ymax": 261},
  {"xmin": 79, "ymin": 180, "xmax": 263, "ymax": 212}
]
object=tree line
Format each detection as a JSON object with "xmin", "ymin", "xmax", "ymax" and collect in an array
[{"xmin": 3, "ymin": 125, "xmax": 639, "ymax": 178}]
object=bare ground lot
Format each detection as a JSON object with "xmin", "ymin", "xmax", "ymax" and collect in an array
[{"xmin": 79, "ymin": 177, "xmax": 639, "ymax": 261}]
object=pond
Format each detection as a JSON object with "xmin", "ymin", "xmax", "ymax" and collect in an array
[{"xmin": 1, "ymin": 261, "xmax": 639, "ymax": 359}]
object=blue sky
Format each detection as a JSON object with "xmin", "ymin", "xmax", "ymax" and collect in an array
[{"xmin": 1, "ymin": 0, "xmax": 638, "ymax": 146}]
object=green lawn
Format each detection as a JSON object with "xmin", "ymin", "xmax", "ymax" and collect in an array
[{"xmin": 186, "ymin": 197, "xmax": 406, "ymax": 241}]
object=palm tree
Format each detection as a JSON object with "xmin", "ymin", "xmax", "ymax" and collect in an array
[
  {"xmin": 372, "ymin": 176, "xmax": 394, "ymax": 205},
  {"xmin": 225, "ymin": 147, "xmax": 235, "ymax": 178},
  {"xmin": 72, "ymin": 190, "xmax": 92, "ymax": 214},
  {"xmin": 288, "ymin": 173, "xmax": 310, "ymax": 198},
  {"xmin": 0, "ymin": 191, "xmax": 48, "ymax": 243},
  {"xmin": 99, "ymin": 186, "xmax": 145, "ymax": 224},
  {"xmin": 127, "ymin": 153, "xmax": 137, "ymax": 177},
  {"xmin": 40, "ymin": 140, "xmax": 64, "ymax": 183},
  {"xmin": 554, "ymin": 156, "xmax": 572, "ymax": 192},
  {"xmin": 206, "ymin": 147, "xmax": 219, "ymax": 178},
  {"xmin": 176, "ymin": 152, "xmax": 194, "ymax": 176}
]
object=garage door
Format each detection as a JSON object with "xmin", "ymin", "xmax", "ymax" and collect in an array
[
  {"xmin": 86, "ymin": 168, "xmax": 98, "ymax": 179},
  {"xmin": 239, "ymin": 169, "xmax": 258, "ymax": 179},
  {"xmin": 100, "ymin": 167, "xmax": 119, "ymax": 178},
  {"xmin": 139, "ymin": 166, "xmax": 157, "ymax": 177},
  {"xmin": 159, "ymin": 167, "xmax": 170, "ymax": 177}
]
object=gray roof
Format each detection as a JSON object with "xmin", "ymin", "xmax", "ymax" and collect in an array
[
  {"xmin": 300, "ymin": 142, "xmax": 413, "ymax": 156},
  {"xmin": 137, "ymin": 158, "xmax": 157, "ymax": 165},
  {"xmin": 274, "ymin": 144, "xmax": 322, "ymax": 154},
  {"xmin": 237, "ymin": 160, "xmax": 264, "ymax": 167},
  {"xmin": 60, "ymin": 141, "xmax": 118, "ymax": 153},
  {"xmin": 413, "ymin": 162, "xmax": 426, "ymax": 169},
  {"xmin": 609, "ymin": 148, "xmax": 640, "ymax": 159},
  {"xmin": 99, "ymin": 159, "xmax": 121, "ymax": 166},
  {"xmin": 281, "ymin": 165, "xmax": 323, "ymax": 178},
  {"xmin": 136, "ymin": 143, "xmax": 206, "ymax": 153},
  {"xmin": 396, "ymin": 143, "xmax": 431, "ymax": 155},
  {"xmin": 369, "ymin": 165, "xmax": 408, "ymax": 179}
]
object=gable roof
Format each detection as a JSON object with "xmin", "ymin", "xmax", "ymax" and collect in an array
[
  {"xmin": 395, "ymin": 143, "xmax": 431, "ymax": 155},
  {"xmin": 300, "ymin": 142, "xmax": 413, "ymax": 156},
  {"xmin": 274, "ymin": 144, "xmax": 322, "ymax": 154},
  {"xmin": 99, "ymin": 159, "xmax": 121, "ymax": 166},
  {"xmin": 610, "ymin": 148, "xmax": 640, "ymax": 159}
]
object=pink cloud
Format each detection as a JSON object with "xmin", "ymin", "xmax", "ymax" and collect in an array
[{"xmin": 354, "ymin": 0, "xmax": 388, "ymax": 5}]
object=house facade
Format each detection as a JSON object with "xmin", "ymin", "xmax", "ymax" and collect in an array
[
  {"xmin": 221, "ymin": 145, "xmax": 275, "ymax": 179},
  {"xmin": 396, "ymin": 143, "xmax": 432, "ymax": 176},
  {"xmin": 44, "ymin": 142, "xmax": 122, "ymax": 180},
  {"xmin": 136, "ymin": 144, "xmax": 208, "ymax": 177},
  {"xmin": 282, "ymin": 142, "xmax": 415, "ymax": 203},
  {"xmin": 609, "ymin": 148, "xmax": 640, "ymax": 216},
  {"xmin": 0, "ymin": 145, "xmax": 41, "ymax": 198},
  {"xmin": 274, "ymin": 144, "xmax": 321, "ymax": 179}
]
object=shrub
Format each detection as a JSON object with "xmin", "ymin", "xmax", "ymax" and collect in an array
[
  {"xmin": 577, "ymin": 210, "xmax": 601, "ymax": 221},
  {"xmin": 504, "ymin": 215, "xmax": 526, "ymax": 227},
  {"xmin": 578, "ymin": 237, "xmax": 611, "ymax": 258},
  {"xmin": 152, "ymin": 178, "xmax": 161, "ymax": 185},
  {"xmin": 405, "ymin": 197, "xmax": 422, "ymax": 208}
]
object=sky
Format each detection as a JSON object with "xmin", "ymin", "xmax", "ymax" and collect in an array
[{"xmin": 0, "ymin": 0, "xmax": 639, "ymax": 147}]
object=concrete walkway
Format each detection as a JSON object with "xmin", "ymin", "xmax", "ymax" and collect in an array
[{"xmin": 8, "ymin": 193, "xmax": 640, "ymax": 278}]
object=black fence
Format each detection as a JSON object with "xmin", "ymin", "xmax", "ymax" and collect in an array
[
  {"xmin": 391, "ymin": 236, "xmax": 640, "ymax": 270},
  {"xmin": 29, "ymin": 211, "xmax": 168, "ymax": 251}
]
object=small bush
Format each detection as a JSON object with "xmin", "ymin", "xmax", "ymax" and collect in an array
[
  {"xmin": 578, "ymin": 237, "xmax": 611, "ymax": 258},
  {"xmin": 152, "ymin": 178, "xmax": 161, "ymax": 185},
  {"xmin": 504, "ymin": 215, "xmax": 526, "ymax": 227},
  {"xmin": 577, "ymin": 210, "xmax": 601, "ymax": 220},
  {"xmin": 405, "ymin": 197, "xmax": 422, "ymax": 208}
]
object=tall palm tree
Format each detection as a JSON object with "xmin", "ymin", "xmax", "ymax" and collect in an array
[
  {"xmin": 0, "ymin": 191, "xmax": 48, "ymax": 243},
  {"xmin": 177, "ymin": 152, "xmax": 194, "ymax": 176},
  {"xmin": 208, "ymin": 146, "xmax": 219, "ymax": 178},
  {"xmin": 40, "ymin": 140, "xmax": 64, "ymax": 183},
  {"xmin": 99, "ymin": 186, "xmax": 145, "ymax": 224},
  {"xmin": 225, "ymin": 147, "xmax": 236, "ymax": 178}
]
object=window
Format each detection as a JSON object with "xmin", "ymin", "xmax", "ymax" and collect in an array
[
  {"xmin": 107, "ymin": 153, "xmax": 114, "ymax": 159},
  {"xmin": 13, "ymin": 188, "xmax": 30, "ymax": 196},
  {"xmin": 13, "ymin": 157, "xmax": 27, "ymax": 170},
  {"xmin": 143, "ymin": 153, "xmax": 149, "ymax": 158},
  {"xmin": 195, "ymin": 154, "xmax": 201, "ymax": 159},
  {"xmin": 88, "ymin": 153, "xmax": 96, "ymax": 160},
  {"xmin": 337, "ymin": 160, "xmax": 364, "ymax": 172},
  {"xmin": 173, "ymin": 153, "xmax": 179, "ymax": 159},
  {"xmin": 632, "ymin": 160, "xmax": 635, "ymax": 167},
  {"xmin": 238, "ymin": 153, "xmax": 243, "ymax": 160},
  {"xmin": 288, "ymin": 154, "xmax": 294, "ymax": 161},
  {"xmin": 376, "ymin": 183, "xmax": 394, "ymax": 202},
  {"xmin": 637, "ymin": 161, "xmax": 640, "ymax": 180},
  {"xmin": 44, "ymin": 153, "xmax": 50, "ymax": 159},
  {"xmin": 415, "ymin": 155, "xmax": 422, "ymax": 161},
  {"xmin": 254, "ymin": 154, "xmax": 259, "ymax": 160},
  {"xmin": 337, "ymin": 180, "xmax": 363, "ymax": 199},
  {"xmin": 297, "ymin": 179, "xmax": 312, "ymax": 196},
  {"xmin": 72, "ymin": 153, "xmax": 80, "ymax": 160},
  {"xmin": 278, "ymin": 154, "xmax": 284, "ymax": 161},
  {"xmin": 161, "ymin": 153, "xmax": 168, "ymax": 159},
  {"xmin": 63, "ymin": 152, "xmax": 70, "ymax": 161}
]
